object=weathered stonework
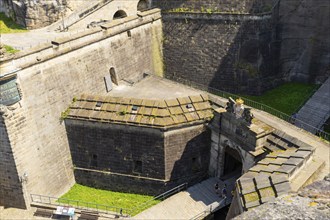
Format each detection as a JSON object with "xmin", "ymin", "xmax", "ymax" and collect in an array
[
  {"xmin": 161, "ymin": 13, "xmax": 279, "ymax": 95},
  {"xmin": 65, "ymin": 113, "xmax": 211, "ymax": 195},
  {"xmin": 0, "ymin": 10, "xmax": 163, "ymax": 208},
  {"xmin": 152, "ymin": 0, "xmax": 275, "ymax": 14},
  {"xmin": 209, "ymin": 108, "xmax": 274, "ymax": 178},
  {"xmin": 0, "ymin": 108, "xmax": 26, "ymax": 208}
]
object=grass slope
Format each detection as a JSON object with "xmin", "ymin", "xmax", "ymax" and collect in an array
[
  {"xmin": 242, "ymin": 83, "xmax": 319, "ymax": 115},
  {"xmin": 0, "ymin": 12, "xmax": 27, "ymax": 33},
  {"xmin": 3, "ymin": 44, "xmax": 19, "ymax": 54},
  {"xmin": 60, "ymin": 184, "xmax": 159, "ymax": 212}
]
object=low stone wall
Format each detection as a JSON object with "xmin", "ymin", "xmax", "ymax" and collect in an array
[{"xmin": 74, "ymin": 168, "xmax": 167, "ymax": 196}]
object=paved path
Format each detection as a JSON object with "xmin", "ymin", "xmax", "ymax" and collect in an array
[
  {"xmin": 133, "ymin": 176, "xmax": 237, "ymax": 220},
  {"xmin": 295, "ymin": 76, "xmax": 330, "ymax": 134},
  {"xmin": 0, "ymin": 28, "xmax": 86, "ymax": 51}
]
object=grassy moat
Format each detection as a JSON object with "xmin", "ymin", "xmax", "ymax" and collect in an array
[
  {"xmin": 59, "ymin": 184, "xmax": 160, "ymax": 214},
  {"xmin": 241, "ymin": 83, "xmax": 319, "ymax": 115}
]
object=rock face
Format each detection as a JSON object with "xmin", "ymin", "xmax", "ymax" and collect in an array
[
  {"xmin": 24, "ymin": 0, "xmax": 67, "ymax": 29},
  {"xmin": 0, "ymin": 0, "xmax": 85, "ymax": 29},
  {"xmin": 277, "ymin": 0, "xmax": 330, "ymax": 83},
  {"xmin": 233, "ymin": 175, "xmax": 330, "ymax": 220}
]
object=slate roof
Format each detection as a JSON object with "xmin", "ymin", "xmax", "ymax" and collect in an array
[
  {"xmin": 236, "ymin": 130, "xmax": 315, "ymax": 210},
  {"xmin": 66, "ymin": 94, "xmax": 213, "ymax": 129}
]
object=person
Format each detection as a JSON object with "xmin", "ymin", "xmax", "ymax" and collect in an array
[
  {"xmin": 222, "ymin": 184, "xmax": 227, "ymax": 199},
  {"xmin": 291, "ymin": 113, "xmax": 297, "ymax": 124},
  {"xmin": 214, "ymin": 182, "xmax": 219, "ymax": 194}
]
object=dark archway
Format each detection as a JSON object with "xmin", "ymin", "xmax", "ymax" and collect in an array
[
  {"xmin": 113, "ymin": 10, "xmax": 127, "ymax": 20},
  {"xmin": 223, "ymin": 147, "xmax": 242, "ymax": 177},
  {"xmin": 110, "ymin": 67, "xmax": 118, "ymax": 85},
  {"xmin": 137, "ymin": 0, "xmax": 149, "ymax": 11}
]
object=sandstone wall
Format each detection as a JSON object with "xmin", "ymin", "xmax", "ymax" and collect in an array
[
  {"xmin": 0, "ymin": 110, "xmax": 25, "ymax": 208},
  {"xmin": 0, "ymin": 10, "xmax": 163, "ymax": 208},
  {"xmin": 152, "ymin": 0, "xmax": 275, "ymax": 14},
  {"xmin": 65, "ymin": 120, "xmax": 166, "ymax": 179},
  {"xmin": 164, "ymin": 125, "xmax": 210, "ymax": 183},
  {"xmin": 65, "ymin": 121, "xmax": 210, "ymax": 194},
  {"xmin": 277, "ymin": 0, "xmax": 330, "ymax": 83},
  {"xmin": 162, "ymin": 13, "xmax": 279, "ymax": 95}
]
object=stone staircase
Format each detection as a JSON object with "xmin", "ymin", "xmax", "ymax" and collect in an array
[
  {"xmin": 134, "ymin": 177, "xmax": 236, "ymax": 219},
  {"xmin": 295, "ymin": 76, "xmax": 330, "ymax": 134}
]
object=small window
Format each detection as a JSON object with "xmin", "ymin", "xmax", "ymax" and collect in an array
[
  {"xmin": 96, "ymin": 102, "xmax": 102, "ymax": 108},
  {"xmin": 133, "ymin": 160, "xmax": 142, "ymax": 173},
  {"xmin": 91, "ymin": 154, "xmax": 98, "ymax": 168},
  {"xmin": 127, "ymin": 30, "xmax": 131, "ymax": 37},
  {"xmin": 132, "ymin": 105, "xmax": 138, "ymax": 111},
  {"xmin": 192, "ymin": 157, "xmax": 201, "ymax": 173},
  {"xmin": 113, "ymin": 10, "xmax": 127, "ymax": 20}
]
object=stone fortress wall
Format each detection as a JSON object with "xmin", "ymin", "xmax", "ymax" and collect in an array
[
  {"xmin": 161, "ymin": 13, "xmax": 277, "ymax": 95},
  {"xmin": 151, "ymin": 0, "xmax": 330, "ymax": 94},
  {"xmin": 152, "ymin": 0, "xmax": 280, "ymax": 95},
  {"xmin": 0, "ymin": 9, "xmax": 163, "ymax": 208},
  {"xmin": 152, "ymin": 0, "xmax": 275, "ymax": 14}
]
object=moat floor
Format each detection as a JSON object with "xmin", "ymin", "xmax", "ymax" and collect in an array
[{"xmin": 133, "ymin": 176, "xmax": 236, "ymax": 219}]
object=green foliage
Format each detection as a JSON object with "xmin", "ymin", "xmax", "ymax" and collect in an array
[
  {"xmin": 0, "ymin": 12, "xmax": 27, "ymax": 34},
  {"xmin": 119, "ymin": 110, "xmax": 128, "ymax": 115},
  {"xmin": 234, "ymin": 61, "xmax": 259, "ymax": 76},
  {"xmin": 241, "ymin": 83, "xmax": 319, "ymax": 115},
  {"xmin": 167, "ymin": 7, "xmax": 192, "ymax": 12},
  {"xmin": 263, "ymin": 4, "xmax": 273, "ymax": 12},
  {"xmin": 60, "ymin": 184, "xmax": 159, "ymax": 212},
  {"xmin": 60, "ymin": 108, "xmax": 71, "ymax": 120},
  {"xmin": 3, "ymin": 44, "xmax": 19, "ymax": 54}
]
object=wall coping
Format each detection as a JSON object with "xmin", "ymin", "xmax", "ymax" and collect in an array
[
  {"xmin": 162, "ymin": 11, "xmax": 272, "ymax": 21},
  {"xmin": 0, "ymin": 8, "xmax": 161, "ymax": 78}
]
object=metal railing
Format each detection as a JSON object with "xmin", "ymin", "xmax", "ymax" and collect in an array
[
  {"xmin": 30, "ymin": 194, "xmax": 129, "ymax": 216},
  {"xmin": 170, "ymin": 76, "xmax": 330, "ymax": 141},
  {"xmin": 129, "ymin": 182, "xmax": 188, "ymax": 216},
  {"xmin": 190, "ymin": 196, "xmax": 230, "ymax": 220},
  {"xmin": 31, "ymin": 183, "xmax": 188, "ymax": 217}
]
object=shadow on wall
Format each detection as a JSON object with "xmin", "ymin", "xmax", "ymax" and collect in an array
[
  {"xmin": 167, "ymin": 128, "xmax": 211, "ymax": 189},
  {"xmin": 208, "ymin": 0, "xmax": 281, "ymax": 95},
  {"xmin": 160, "ymin": 0, "xmax": 283, "ymax": 95}
]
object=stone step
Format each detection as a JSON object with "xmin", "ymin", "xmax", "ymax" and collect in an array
[{"xmin": 290, "ymin": 156, "xmax": 325, "ymax": 192}]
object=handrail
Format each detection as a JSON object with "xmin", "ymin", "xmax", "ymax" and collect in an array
[
  {"xmin": 190, "ymin": 197, "xmax": 229, "ymax": 220},
  {"xmin": 31, "ymin": 183, "xmax": 188, "ymax": 217},
  {"xmin": 129, "ymin": 182, "xmax": 188, "ymax": 216},
  {"xmin": 170, "ymin": 76, "xmax": 329, "ymax": 141},
  {"xmin": 30, "ymin": 194, "xmax": 129, "ymax": 217}
]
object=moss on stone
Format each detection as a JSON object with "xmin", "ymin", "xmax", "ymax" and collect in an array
[{"xmin": 244, "ymin": 192, "xmax": 259, "ymax": 203}]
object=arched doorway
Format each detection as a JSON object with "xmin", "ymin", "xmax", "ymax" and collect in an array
[
  {"xmin": 223, "ymin": 147, "xmax": 242, "ymax": 177},
  {"xmin": 137, "ymin": 0, "xmax": 149, "ymax": 11},
  {"xmin": 113, "ymin": 10, "xmax": 127, "ymax": 20},
  {"xmin": 109, "ymin": 67, "xmax": 118, "ymax": 85}
]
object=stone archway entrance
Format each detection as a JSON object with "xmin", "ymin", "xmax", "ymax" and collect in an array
[{"xmin": 223, "ymin": 147, "xmax": 242, "ymax": 177}]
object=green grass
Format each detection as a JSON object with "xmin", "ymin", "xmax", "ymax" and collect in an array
[
  {"xmin": 3, "ymin": 44, "xmax": 19, "ymax": 54},
  {"xmin": 241, "ymin": 83, "xmax": 319, "ymax": 115},
  {"xmin": 0, "ymin": 12, "xmax": 27, "ymax": 33},
  {"xmin": 59, "ymin": 184, "xmax": 159, "ymax": 214}
]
